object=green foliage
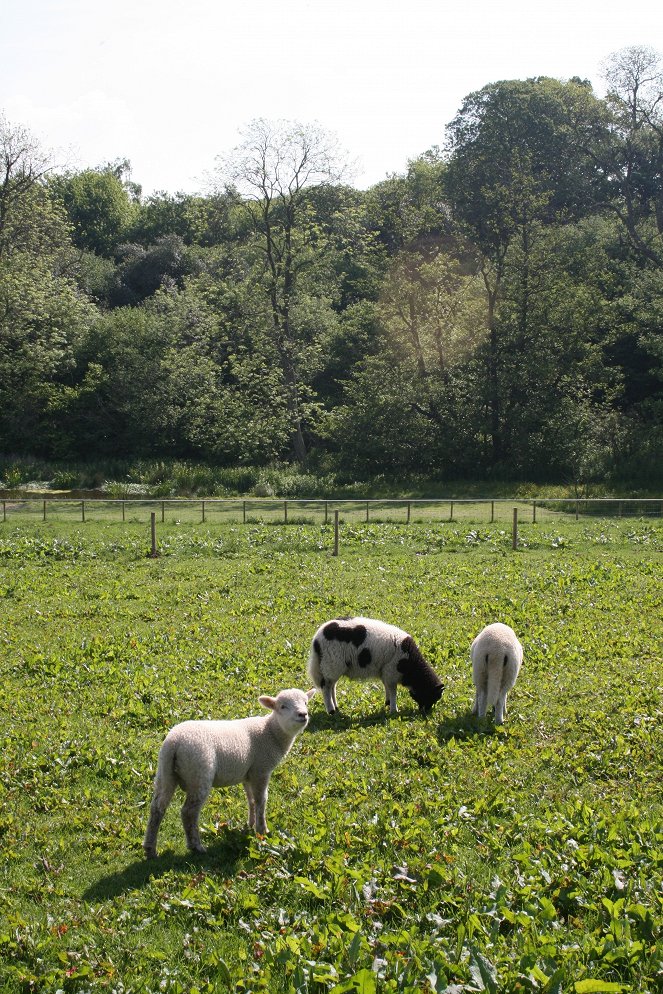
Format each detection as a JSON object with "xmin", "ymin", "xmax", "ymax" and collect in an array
[
  {"xmin": 0, "ymin": 518, "xmax": 661, "ymax": 993},
  {"xmin": 50, "ymin": 166, "xmax": 139, "ymax": 257}
]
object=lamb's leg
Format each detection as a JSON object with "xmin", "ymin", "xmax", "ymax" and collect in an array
[
  {"xmin": 243, "ymin": 781, "xmax": 256, "ymax": 829},
  {"xmin": 476, "ymin": 688, "xmax": 488, "ymax": 719},
  {"xmin": 384, "ymin": 680, "xmax": 399, "ymax": 713},
  {"xmin": 322, "ymin": 680, "xmax": 337, "ymax": 714},
  {"xmin": 249, "ymin": 775, "xmax": 270, "ymax": 835},
  {"xmin": 143, "ymin": 779, "xmax": 176, "ymax": 859},
  {"xmin": 494, "ymin": 693, "xmax": 507, "ymax": 725},
  {"xmin": 181, "ymin": 788, "xmax": 210, "ymax": 853}
]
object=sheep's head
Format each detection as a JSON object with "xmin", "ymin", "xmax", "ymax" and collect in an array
[
  {"xmin": 410, "ymin": 679, "xmax": 444, "ymax": 714},
  {"xmin": 259, "ymin": 688, "xmax": 316, "ymax": 734}
]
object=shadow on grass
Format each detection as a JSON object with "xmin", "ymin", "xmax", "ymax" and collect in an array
[
  {"xmin": 82, "ymin": 825, "xmax": 250, "ymax": 902},
  {"xmin": 435, "ymin": 709, "xmax": 501, "ymax": 742},
  {"xmin": 306, "ymin": 704, "xmax": 427, "ymax": 734}
]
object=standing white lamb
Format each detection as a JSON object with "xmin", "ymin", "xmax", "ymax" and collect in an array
[
  {"xmin": 307, "ymin": 616, "xmax": 444, "ymax": 715},
  {"xmin": 471, "ymin": 622, "xmax": 523, "ymax": 724},
  {"xmin": 143, "ymin": 688, "xmax": 315, "ymax": 858}
]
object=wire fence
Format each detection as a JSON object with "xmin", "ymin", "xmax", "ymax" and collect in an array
[{"xmin": 1, "ymin": 496, "xmax": 662, "ymax": 526}]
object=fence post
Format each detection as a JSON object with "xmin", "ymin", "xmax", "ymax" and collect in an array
[
  {"xmin": 407, "ymin": 501, "xmax": 411, "ymax": 524},
  {"xmin": 284, "ymin": 500, "xmax": 288, "ymax": 524},
  {"xmin": 532, "ymin": 500, "xmax": 537, "ymax": 524},
  {"xmin": 491, "ymin": 500, "xmax": 494, "ymax": 523},
  {"xmin": 202, "ymin": 500, "xmax": 206, "ymax": 523},
  {"xmin": 122, "ymin": 500, "xmax": 125, "ymax": 522},
  {"xmin": 366, "ymin": 501, "xmax": 370, "ymax": 523},
  {"xmin": 82, "ymin": 500, "xmax": 85, "ymax": 523},
  {"xmin": 450, "ymin": 501, "xmax": 454, "ymax": 521},
  {"xmin": 150, "ymin": 512, "xmax": 158, "ymax": 558},
  {"xmin": 243, "ymin": 500, "xmax": 246, "ymax": 524},
  {"xmin": 324, "ymin": 501, "xmax": 328, "ymax": 525},
  {"xmin": 619, "ymin": 501, "xmax": 623, "ymax": 518},
  {"xmin": 512, "ymin": 507, "xmax": 518, "ymax": 550},
  {"xmin": 161, "ymin": 500, "xmax": 165, "ymax": 523},
  {"xmin": 2, "ymin": 500, "xmax": 5, "ymax": 522},
  {"xmin": 333, "ymin": 510, "xmax": 339, "ymax": 556},
  {"xmin": 575, "ymin": 500, "xmax": 579, "ymax": 521}
]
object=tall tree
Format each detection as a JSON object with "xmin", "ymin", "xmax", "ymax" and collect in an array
[
  {"xmin": 218, "ymin": 118, "xmax": 345, "ymax": 463},
  {"xmin": 444, "ymin": 76, "xmax": 608, "ymax": 464},
  {"xmin": 51, "ymin": 164, "xmax": 139, "ymax": 257},
  {"xmin": 600, "ymin": 45, "xmax": 663, "ymax": 265}
]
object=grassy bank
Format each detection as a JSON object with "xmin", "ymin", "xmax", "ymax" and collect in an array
[{"xmin": 0, "ymin": 518, "xmax": 661, "ymax": 992}]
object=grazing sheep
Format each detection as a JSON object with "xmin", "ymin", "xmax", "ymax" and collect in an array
[
  {"xmin": 471, "ymin": 622, "xmax": 523, "ymax": 724},
  {"xmin": 143, "ymin": 688, "xmax": 315, "ymax": 858},
  {"xmin": 307, "ymin": 616, "xmax": 444, "ymax": 715}
]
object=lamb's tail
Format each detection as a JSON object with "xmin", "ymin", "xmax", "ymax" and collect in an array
[
  {"xmin": 306, "ymin": 638, "xmax": 323, "ymax": 688},
  {"xmin": 485, "ymin": 651, "xmax": 506, "ymax": 708},
  {"xmin": 152, "ymin": 737, "xmax": 179, "ymax": 802}
]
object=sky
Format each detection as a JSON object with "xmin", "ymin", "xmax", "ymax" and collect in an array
[{"xmin": 2, "ymin": 0, "xmax": 663, "ymax": 197}]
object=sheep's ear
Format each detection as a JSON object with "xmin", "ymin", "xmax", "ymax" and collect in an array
[
  {"xmin": 259, "ymin": 695, "xmax": 277, "ymax": 711},
  {"xmin": 306, "ymin": 688, "xmax": 316, "ymax": 700}
]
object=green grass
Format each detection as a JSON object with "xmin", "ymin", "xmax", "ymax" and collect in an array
[{"xmin": 0, "ymin": 518, "xmax": 661, "ymax": 993}]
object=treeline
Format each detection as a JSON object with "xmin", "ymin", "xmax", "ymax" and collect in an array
[{"xmin": 1, "ymin": 46, "xmax": 662, "ymax": 485}]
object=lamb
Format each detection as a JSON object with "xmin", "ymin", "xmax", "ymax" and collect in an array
[
  {"xmin": 471, "ymin": 622, "xmax": 523, "ymax": 724},
  {"xmin": 143, "ymin": 687, "xmax": 315, "ymax": 858},
  {"xmin": 307, "ymin": 616, "xmax": 444, "ymax": 715}
]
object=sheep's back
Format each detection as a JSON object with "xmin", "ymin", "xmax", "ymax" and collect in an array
[
  {"xmin": 311, "ymin": 616, "xmax": 409, "ymax": 681},
  {"xmin": 166, "ymin": 717, "xmax": 266, "ymax": 787}
]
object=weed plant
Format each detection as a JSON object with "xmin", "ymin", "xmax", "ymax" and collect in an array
[{"xmin": 0, "ymin": 518, "xmax": 661, "ymax": 993}]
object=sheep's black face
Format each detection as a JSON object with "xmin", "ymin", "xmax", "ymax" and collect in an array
[{"xmin": 411, "ymin": 681, "xmax": 444, "ymax": 714}]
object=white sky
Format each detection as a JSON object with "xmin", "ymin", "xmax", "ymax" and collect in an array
[{"xmin": 2, "ymin": 0, "xmax": 663, "ymax": 197}]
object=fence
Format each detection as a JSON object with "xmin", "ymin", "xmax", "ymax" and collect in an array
[{"xmin": 1, "ymin": 496, "xmax": 662, "ymax": 526}]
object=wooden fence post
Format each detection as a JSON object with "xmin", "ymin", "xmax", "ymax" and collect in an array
[
  {"xmin": 161, "ymin": 501, "xmax": 165, "ymax": 523},
  {"xmin": 366, "ymin": 501, "xmax": 370, "ymax": 523},
  {"xmin": 407, "ymin": 501, "xmax": 411, "ymax": 524},
  {"xmin": 81, "ymin": 500, "xmax": 85, "ymax": 523},
  {"xmin": 575, "ymin": 501, "xmax": 579, "ymax": 521},
  {"xmin": 333, "ymin": 510, "xmax": 339, "ymax": 556},
  {"xmin": 491, "ymin": 500, "xmax": 494, "ymax": 523},
  {"xmin": 450, "ymin": 500, "xmax": 454, "ymax": 521},
  {"xmin": 202, "ymin": 500, "xmax": 206, "ymax": 523},
  {"xmin": 150, "ymin": 512, "xmax": 158, "ymax": 558},
  {"xmin": 2, "ymin": 500, "xmax": 5, "ymax": 522},
  {"xmin": 122, "ymin": 500, "xmax": 125, "ymax": 522},
  {"xmin": 324, "ymin": 501, "xmax": 328, "ymax": 525},
  {"xmin": 284, "ymin": 500, "xmax": 288, "ymax": 524},
  {"xmin": 532, "ymin": 500, "xmax": 537, "ymax": 523},
  {"xmin": 512, "ymin": 507, "xmax": 518, "ymax": 550}
]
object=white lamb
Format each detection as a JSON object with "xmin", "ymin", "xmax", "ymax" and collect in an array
[
  {"xmin": 471, "ymin": 622, "xmax": 523, "ymax": 724},
  {"xmin": 143, "ymin": 688, "xmax": 315, "ymax": 858}
]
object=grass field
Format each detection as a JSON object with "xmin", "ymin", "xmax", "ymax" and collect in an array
[{"xmin": 0, "ymin": 516, "xmax": 661, "ymax": 993}]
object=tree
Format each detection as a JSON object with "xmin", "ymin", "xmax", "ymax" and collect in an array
[
  {"xmin": 444, "ymin": 77, "xmax": 609, "ymax": 465},
  {"xmin": 600, "ymin": 45, "xmax": 663, "ymax": 265},
  {"xmin": 218, "ymin": 118, "xmax": 346, "ymax": 463},
  {"xmin": 0, "ymin": 114, "xmax": 62, "ymax": 258},
  {"xmin": 51, "ymin": 165, "xmax": 139, "ymax": 257}
]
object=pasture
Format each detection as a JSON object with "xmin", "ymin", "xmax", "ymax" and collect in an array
[{"xmin": 0, "ymin": 516, "xmax": 661, "ymax": 993}]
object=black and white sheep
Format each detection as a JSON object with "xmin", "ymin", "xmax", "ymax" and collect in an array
[
  {"xmin": 471, "ymin": 622, "xmax": 523, "ymax": 724},
  {"xmin": 143, "ymin": 688, "xmax": 315, "ymax": 858},
  {"xmin": 307, "ymin": 616, "xmax": 444, "ymax": 715}
]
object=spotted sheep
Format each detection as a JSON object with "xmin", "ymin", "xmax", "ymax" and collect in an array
[
  {"xmin": 143, "ymin": 688, "xmax": 315, "ymax": 858},
  {"xmin": 471, "ymin": 622, "xmax": 523, "ymax": 724},
  {"xmin": 307, "ymin": 616, "xmax": 444, "ymax": 715}
]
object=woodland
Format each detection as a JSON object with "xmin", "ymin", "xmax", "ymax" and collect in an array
[{"xmin": 1, "ymin": 46, "xmax": 662, "ymax": 487}]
